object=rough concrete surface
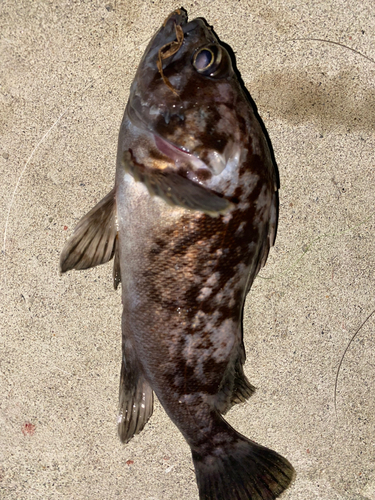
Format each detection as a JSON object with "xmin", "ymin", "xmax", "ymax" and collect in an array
[{"xmin": 1, "ymin": 0, "xmax": 374, "ymax": 499}]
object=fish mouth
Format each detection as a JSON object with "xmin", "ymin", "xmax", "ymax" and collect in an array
[
  {"xmin": 162, "ymin": 9, "xmax": 187, "ymax": 29},
  {"xmin": 156, "ymin": 10, "xmax": 203, "ymax": 95},
  {"xmin": 145, "ymin": 9, "xmax": 203, "ymax": 65},
  {"xmin": 162, "ymin": 9, "xmax": 201, "ymax": 37}
]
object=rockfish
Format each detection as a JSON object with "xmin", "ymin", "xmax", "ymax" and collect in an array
[{"xmin": 60, "ymin": 8, "xmax": 295, "ymax": 500}]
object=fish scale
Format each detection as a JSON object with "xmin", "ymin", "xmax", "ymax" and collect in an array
[{"xmin": 60, "ymin": 8, "xmax": 294, "ymax": 500}]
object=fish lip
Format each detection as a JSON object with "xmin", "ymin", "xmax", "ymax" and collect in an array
[
  {"xmin": 163, "ymin": 9, "xmax": 188, "ymax": 28},
  {"xmin": 182, "ymin": 18, "xmax": 202, "ymax": 34},
  {"xmin": 162, "ymin": 8, "xmax": 200, "ymax": 32},
  {"xmin": 134, "ymin": 10, "xmax": 202, "ymax": 85},
  {"xmin": 158, "ymin": 10, "xmax": 203, "ymax": 45}
]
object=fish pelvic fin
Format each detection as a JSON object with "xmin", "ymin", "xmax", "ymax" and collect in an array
[
  {"xmin": 122, "ymin": 151, "xmax": 233, "ymax": 216},
  {"xmin": 117, "ymin": 353, "xmax": 154, "ymax": 444},
  {"xmin": 60, "ymin": 188, "xmax": 117, "ymax": 274},
  {"xmin": 192, "ymin": 419, "xmax": 295, "ymax": 500}
]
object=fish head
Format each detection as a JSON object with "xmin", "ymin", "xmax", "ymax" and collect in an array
[{"xmin": 127, "ymin": 9, "xmax": 245, "ymax": 178}]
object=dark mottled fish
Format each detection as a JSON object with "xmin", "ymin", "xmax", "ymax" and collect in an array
[{"xmin": 60, "ymin": 9, "xmax": 295, "ymax": 499}]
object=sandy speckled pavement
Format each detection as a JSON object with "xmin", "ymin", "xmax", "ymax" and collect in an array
[{"xmin": 1, "ymin": 1, "xmax": 374, "ymax": 499}]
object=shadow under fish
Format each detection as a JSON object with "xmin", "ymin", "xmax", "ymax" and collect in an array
[{"xmin": 60, "ymin": 8, "xmax": 295, "ymax": 500}]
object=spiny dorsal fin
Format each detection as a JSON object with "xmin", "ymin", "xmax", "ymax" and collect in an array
[{"xmin": 60, "ymin": 187, "xmax": 117, "ymax": 274}]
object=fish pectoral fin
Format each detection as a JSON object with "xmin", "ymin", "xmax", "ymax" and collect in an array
[
  {"xmin": 60, "ymin": 188, "xmax": 117, "ymax": 274},
  {"xmin": 117, "ymin": 354, "xmax": 154, "ymax": 444},
  {"xmin": 123, "ymin": 152, "xmax": 233, "ymax": 216}
]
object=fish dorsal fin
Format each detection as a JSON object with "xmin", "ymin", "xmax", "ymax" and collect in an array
[
  {"xmin": 123, "ymin": 152, "xmax": 233, "ymax": 216},
  {"xmin": 60, "ymin": 187, "xmax": 117, "ymax": 273}
]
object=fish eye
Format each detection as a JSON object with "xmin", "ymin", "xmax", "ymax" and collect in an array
[
  {"xmin": 194, "ymin": 48, "xmax": 215, "ymax": 71},
  {"xmin": 192, "ymin": 44, "xmax": 232, "ymax": 78}
]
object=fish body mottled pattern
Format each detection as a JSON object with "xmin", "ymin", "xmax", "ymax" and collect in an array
[
  {"xmin": 116, "ymin": 119, "xmax": 275, "ymax": 422},
  {"xmin": 61, "ymin": 9, "xmax": 294, "ymax": 500}
]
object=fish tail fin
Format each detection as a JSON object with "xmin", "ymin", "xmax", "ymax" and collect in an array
[
  {"xmin": 192, "ymin": 419, "xmax": 295, "ymax": 500},
  {"xmin": 117, "ymin": 353, "xmax": 153, "ymax": 443}
]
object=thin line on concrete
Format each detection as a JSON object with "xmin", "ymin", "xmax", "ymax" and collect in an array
[
  {"xmin": 287, "ymin": 38, "xmax": 375, "ymax": 65},
  {"xmin": 334, "ymin": 308, "xmax": 375, "ymax": 416}
]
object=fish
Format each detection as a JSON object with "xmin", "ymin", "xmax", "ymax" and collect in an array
[{"xmin": 60, "ymin": 8, "xmax": 295, "ymax": 500}]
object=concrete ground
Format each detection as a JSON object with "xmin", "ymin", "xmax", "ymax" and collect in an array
[{"xmin": 1, "ymin": 0, "xmax": 374, "ymax": 499}]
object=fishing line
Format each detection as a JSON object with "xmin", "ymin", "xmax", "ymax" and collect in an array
[
  {"xmin": 288, "ymin": 37, "xmax": 375, "ymax": 65},
  {"xmin": 334, "ymin": 308, "xmax": 375, "ymax": 416}
]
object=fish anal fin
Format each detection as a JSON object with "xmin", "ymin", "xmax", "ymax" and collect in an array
[
  {"xmin": 122, "ymin": 151, "xmax": 233, "ymax": 216},
  {"xmin": 117, "ymin": 352, "xmax": 154, "ymax": 444},
  {"xmin": 230, "ymin": 366, "xmax": 255, "ymax": 407},
  {"xmin": 216, "ymin": 351, "xmax": 255, "ymax": 414},
  {"xmin": 113, "ymin": 235, "xmax": 121, "ymax": 290},
  {"xmin": 60, "ymin": 188, "xmax": 117, "ymax": 274}
]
